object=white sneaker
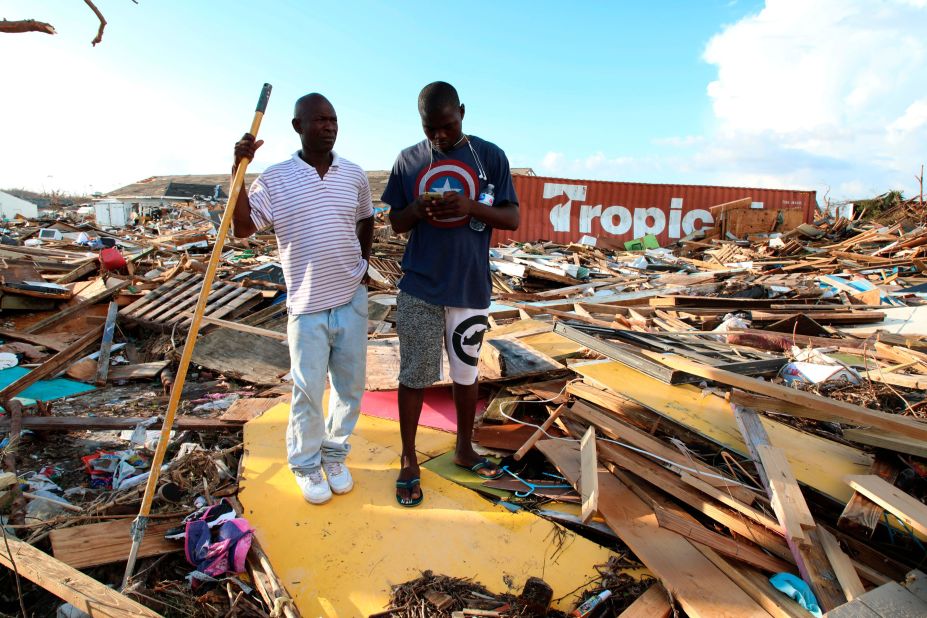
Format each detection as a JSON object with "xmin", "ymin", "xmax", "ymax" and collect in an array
[
  {"xmin": 295, "ymin": 470, "xmax": 332, "ymax": 504},
  {"xmin": 322, "ymin": 462, "xmax": 354, "ymax": 495}
]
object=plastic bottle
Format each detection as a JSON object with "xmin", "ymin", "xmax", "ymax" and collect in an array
[
  {"xmin": 571, "ymin": 589, "xmax": 612, "ymax": 617},
  {"xmin": 470, "ymin": 183, "xmax": 495, "ymax": 231}
]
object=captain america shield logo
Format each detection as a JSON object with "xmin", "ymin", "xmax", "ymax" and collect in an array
[{"xmin": 416, "ymin": 159, "xmax": 478, "ymax": 228}]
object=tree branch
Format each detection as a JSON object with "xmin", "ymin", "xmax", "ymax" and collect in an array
[
  {"xmin": 0, "ymin": 19, "xmax": 57, "ymax": 35},
  {"xmin": 83, "ymin": 0, "xmax": 107, "ymax": 46}
]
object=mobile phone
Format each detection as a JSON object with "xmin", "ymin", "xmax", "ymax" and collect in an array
[{"xmin": 422, "ymin": 191, "xmax": 444, "ymax": 201}]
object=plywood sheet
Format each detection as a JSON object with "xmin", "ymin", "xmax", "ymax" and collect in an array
[
  {"xmin": 574, "ymin": 360, "xmax": 872, "ymax": 503},
  {"xmin": 50, "ymin": 518, "xmax": 179, "ymax": 568},
  {"xmin": 191, "ymin": 330, "xmax": 290, "ymax": 384},
  {"xmin": 239, "ymin": 403, "xmax": 617, "ymax": 616}
]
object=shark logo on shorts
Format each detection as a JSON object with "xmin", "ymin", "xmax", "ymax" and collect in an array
[
  {"xmin": 451, "ymin": 315, "xmax": 489, "ymax": 367},
  {"xmin": 416, "ymin": 159, "xmax": 479, "ymax": 228}
]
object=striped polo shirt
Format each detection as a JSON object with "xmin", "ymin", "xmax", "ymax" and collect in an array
[{"xmin": 248, "ymin": 151, "xmax": 373, "ymax": 314}]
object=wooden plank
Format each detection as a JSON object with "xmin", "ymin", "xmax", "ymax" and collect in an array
[
  {"xmin": 219, "ymin": 397, "xmax": 283, "ymax": 422},
  {"xmin": 756, "ymin": 443, "xmax": 815, "ymax": 546},
  {"xmin": 0, "ymin": 534, "xmax": 162, "ymax": 617},
  {"xmin": 844, "ymin": 429, "xmax": 927, "ymax": 458},
  {"xmin": 481, "ymin": 336, "xmax": 564, "ymax": 380},
  {"xmin": 709, "ymin": 196, "xmax": 753, "ymax": 216},
  {"xmin": 180, "ymin": 312, "xmax": 287, "ymax": 340},
  {"xmin": 0, "ymin": 415, "xmax": 244, "ymax": 432},
  {"xmin": 827, "ymin": 581, "xmax": 927, "ymax": 618},
  {"xmin": 644, "ymin": 351, "xmax": 927, "ymax": 442},
  {"xmin": 696, "ymin": 552, "xmax": 809, "ymax": 618},
  {"xmin": 573, "ymin": 361, "xmax": 872, "ymax": 503},
  {"xmin": 109, "ymin": 361, "xmax": 170, "ymax": 381},
  {"xmin": 94, "ymin": 301, "xmax": 119, "ymax": 385},
  {"xmin": 653, "ymin": 505, "xmax": 792, "ymax": 573},
  {"xmin": 580, "ymin": 426, "xmax": 598, "ymax": 524},
  {"xmin": 54, "ymin": 257, "xmax": 99, "ymax": 285},
  {"xmin": 567, "ymin": 398, "xmax": 760, "ymax": 504},
  {"xmin": 617, "ymin": 584, "xmax": 672, "ymax": 618},
  {"xmin": 734, "ymin": 405, "xmax": 848, "ymax": 612},
  {"xmin": 141, "ymin": 280, "xmax": 230, "ymax": 323},
  {"xmin": 0, "ymin": 324, "xmax": 103, "ymax": 404},
  {"xmin": 511, "ymin": 405, "xmax": 564, "ymax": 459},
  {"xmin": 838, "ymin": 456, "xmax": 899, "ymax": 536},
  {"xmin": 188, "ymin": 286, "xmax": 263, "ymax": 325},
  {"xmin": 819, "ymin": 527, "xmax": 866, "ymax": 601},
  {"xmin": 50, "ymin": 518, "xmax": 179, "ymax": 568},
  {"xmin": 119, "ymin": 271, "xmax": 194, "ymax": 316},
  {"xmin": 190, "ymin": 329, "xmax": 290, "ymax": 385},
  {"xmin": 845, "ymin": 475, "xmax": 927, "ymax": 538},
  {"xmin": 679, "ymin": 472, "xmax": 782, "ymax": 533},
  {"xmin": 25, "ymin": 279, "xmax": 130, "ymax": 334},
  {"xmin": 537, "ymin": 440, "xmax": 769, "ymax": 618},
  {"xmin": 903, "ymin": 570, "xmax": 927, "ymax": 603},
  {"xmin": 0, "ymin": 327, "xmax": 70, "ymax": 352}
]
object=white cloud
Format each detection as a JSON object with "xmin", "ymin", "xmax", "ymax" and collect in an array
[
  {"xmin": 541, "ymin": 0, "xmax": 927, "ymax": 199},
  {"xmin": 0, "ymin": 36, "xmax": 282, "ymax": 194}
]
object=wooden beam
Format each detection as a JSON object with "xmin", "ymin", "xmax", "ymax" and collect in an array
[
  {"xmin": 54, "ymin": 258, "xmax": 99, "ymax": 285},
  {"xmin": 0, "ymin": 327, "xmax": 69, "ymax": 352},
  {"xmin": 537, "ymin": 441, "xmax": 769, "ymax": 618},
  {"xmin": 580, "ymin": 426, "xmax": 598, "ymax": 524},
  {"xmin": 617, "ymin": 584, "xmax": 672, "ymax": 618},
  {"xmin": 679, "ymin": 472, "xmax": 782, "ymax": 533},
  {"xmin": 566, "ymin": 398, "xmax": 760, "ymax": 504},
  {"xmin": 734, "ymin": 405, "xmax": 847, "ymax": 611},
  {"xmin": 181, "ymin": 312, "xmax": 287, "ymax": 340},
  {"xmin": 94, "ymin": 301, "xmax": 119, "ymax": 385},
  {"xmin": 845, "ymin": 475, "xmax": 927, "ymax": 539},
  {"xmin": 653, "ymin": 505, "xmax": 793, "ymax": 573},
  {"xmin": 838, "ymin": 456, "xmax": 900, "ymax": 536},
  {"xmin": 756, "ymin": 443, "xmax": 815, "ymax": 547},
  {"xmin": 695, "ymin": 551, "xmax": 809, "ymax": 618},
  {"xmin": 26, "ymin": 279, "xmax": 130, "ymax": 334},
  {"xmin": 647, "ymin": 351, "xmax": 927, "ymax": 442},
  {"xmin": 843, "ymin": 428, "xmax": 927, "ymax": 458},
  {"xmin": 50, "ymin": 519, "xmax": 179, "ymax": 569},
  {"xmin": 512, "ymin": 404, "xmax": 565, "ymax": 461},
  {"xmin": 0, "ymin": 324, "xmax": 103, "ymax": 405},
  {"xmin": 0, "ymin": 415, "xmax": 244, "ymax": 432},
  {"xmin": 574, "ymin": 362, "xmax": 872, "ymax": 504},
  {"xmin": 819, "ymin": 527, "xmax": 866, "ymax": 601},
  {"xmin": 0, "ymin": 534, "xmax": 162, "ymax": 617}
]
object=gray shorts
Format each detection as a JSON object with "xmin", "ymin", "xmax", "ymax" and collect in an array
[{"xmin": 396, "ymin": 291, "xmax": 489, "ymax": 389}]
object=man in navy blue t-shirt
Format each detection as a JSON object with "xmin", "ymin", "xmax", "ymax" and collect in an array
[{"xmin": 382, "ymin": 81, "xmax": 519, "ymax": 507}]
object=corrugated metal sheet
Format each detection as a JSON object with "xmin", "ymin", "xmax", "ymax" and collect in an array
[{"xmin": 493, "ymin": 176, "xmax": 817, "ymax": 246}]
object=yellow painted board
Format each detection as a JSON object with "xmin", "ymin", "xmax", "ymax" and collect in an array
[
  {"xmin": 358, "ymin": 412, "xmax": 456, "ymax": 459},
  {"xmin": 520, "ymin": 331, "xmax": 586, "ymax": 360},
  {"xmin": 574, "ymin": 361, "xmax": 873, "ymax": 503},
  {"xmin": 240, "ymin": 403, "xmax": 618, "ymax": 617}
]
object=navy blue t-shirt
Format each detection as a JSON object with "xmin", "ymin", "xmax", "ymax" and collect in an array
[{"xmin": 381, "ymin": 135, "xmax": 518, "ymax": 309}]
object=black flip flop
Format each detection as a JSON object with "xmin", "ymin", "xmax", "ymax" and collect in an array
[
  {"xmin": 395, "ymin": 478, "xmax": 424, "ymax": 508},
  {"xmin": 456, "ymin": 458, "xmax": 504, "ymax": 480}
]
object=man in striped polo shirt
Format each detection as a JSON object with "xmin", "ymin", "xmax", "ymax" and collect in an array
[{"xmin": 232, "ymin": 93, "xmax": 374, "ymax": 505}]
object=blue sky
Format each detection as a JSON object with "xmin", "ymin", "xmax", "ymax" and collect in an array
[{"xmin": 2, "ymin": 1, "xmax": 924, "ymax": 199}]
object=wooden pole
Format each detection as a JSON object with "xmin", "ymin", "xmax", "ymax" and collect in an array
[{"xmin": 121, "ymin": 83, "xmax": 272, "ymax": 589}]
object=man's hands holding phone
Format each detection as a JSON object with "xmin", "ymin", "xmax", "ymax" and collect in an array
[{"xmin": 416, "ymin": 191, "xmax": 473, "ymax": 220}]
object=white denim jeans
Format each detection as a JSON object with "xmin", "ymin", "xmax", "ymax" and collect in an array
[{"xmin": 286, "ymin": 284, "xmax": 367, "ymax": 475}]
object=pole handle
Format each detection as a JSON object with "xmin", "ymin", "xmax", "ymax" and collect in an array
[{"xmin": 256, "ymin": 83, "xmax": 272, "ymax": 114}]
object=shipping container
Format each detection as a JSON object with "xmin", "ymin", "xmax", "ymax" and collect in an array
[{"xmin": 494, "ymin": 175, "xmax": 817, "ymax": 246}]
